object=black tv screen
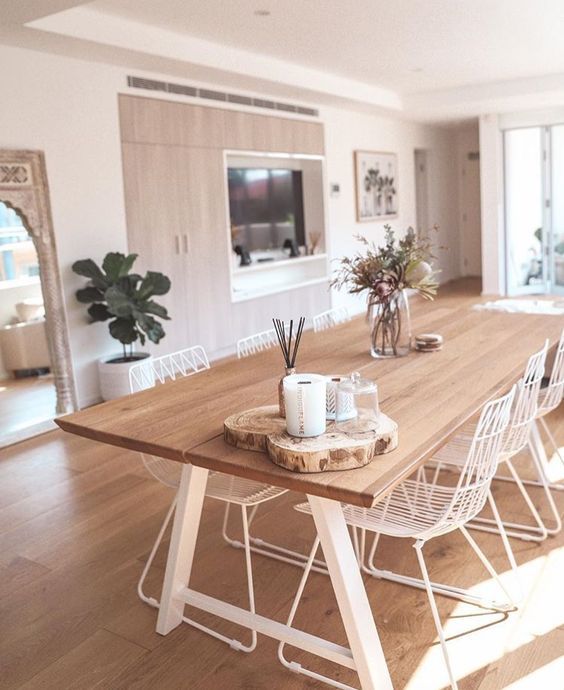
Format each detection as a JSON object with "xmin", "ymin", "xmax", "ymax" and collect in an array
[{"xmin": 228, "ymin": 168, "xmax": 305, "ymax": 253}]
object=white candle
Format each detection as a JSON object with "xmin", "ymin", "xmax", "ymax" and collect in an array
[{"xmin": 283, "ymin": 373, "xmax": 327, "ymax": 437}]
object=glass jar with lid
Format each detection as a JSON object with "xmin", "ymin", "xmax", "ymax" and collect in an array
[{"xmin": 335, "ymin": 371, "xmax": 380, "ymax": 435}]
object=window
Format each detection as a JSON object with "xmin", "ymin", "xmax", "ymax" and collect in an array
[{"xmin": 0, "ymin": 202, "xmax": 40, "ymax": 286}]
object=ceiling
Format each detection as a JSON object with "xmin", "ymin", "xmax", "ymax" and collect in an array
[
  {"xmin": 91, "ymin": 0, "xmax": 564, "ymax": 94},
  {"xmin": 3, "ymin": 0, "xmax": 564, "ymax": 121}
]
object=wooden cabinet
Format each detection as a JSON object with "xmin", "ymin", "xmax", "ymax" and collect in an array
[
  {"xmin": 121, "ymin": 143, "xmax": 191, "ymax": 352},
  {"xmin": 119, "ymin": 95, "xmax": 329, "ymax": 359},
  {"xmin": 119, "ymin": 95, "xmax": 324, "ymax": 155}
]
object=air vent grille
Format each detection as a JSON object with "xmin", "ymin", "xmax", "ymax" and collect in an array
[{"xmin": 127, "ymin": 76, "xmax": 319, "ymax": 118}]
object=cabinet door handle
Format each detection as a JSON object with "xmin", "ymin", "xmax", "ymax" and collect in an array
[
  {"xmin": 183, "ymin": 233, "xmax": 189, "ymax": 254},
  {"xmin": 174, "ymin": 235, "xmax": 181, "ymax": 254}
]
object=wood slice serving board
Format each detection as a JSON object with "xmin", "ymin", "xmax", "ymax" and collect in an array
[{"xmin": 224, "ymin": 405, "xmax": 398, "ymax": 473}]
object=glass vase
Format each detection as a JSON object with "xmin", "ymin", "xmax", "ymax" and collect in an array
[{"xmin": 369, "ymin": 289, "xmax": 411, "ymax": 358}]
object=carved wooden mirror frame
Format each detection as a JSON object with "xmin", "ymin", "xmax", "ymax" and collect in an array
[{"xmin": 0, "ymin": 150, "xmax": 77, "ymax": 414}]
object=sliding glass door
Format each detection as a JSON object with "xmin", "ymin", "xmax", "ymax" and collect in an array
[
  {"xmin": 504, "ymin": 125, "xmax": 564, "ymax": 295},
  {"xmin": 551, "ymin": 126, "xmax": 564, "ymax": 293}
]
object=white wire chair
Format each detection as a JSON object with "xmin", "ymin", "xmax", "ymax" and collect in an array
[
  {"xmin": 431, "ymin": 341, "xmax": 552, "ymax": 542},
  {"xmin": 494, "ymin": 328, "xmax": 564, "ymax": 536},
  {"xmin": 236, "ymin": 328, "xmax": 279, "ymax": 358},
  {"xmin": 129, "ymin": 345, "xmax": 287, "ymax": 653},
  {"xmin": 279, "ymin": 386, "xmax": 516, "ymax": 690},
  {"xmin": 312, "ymin": 306, "xmax": 351, "ymax": 333}
]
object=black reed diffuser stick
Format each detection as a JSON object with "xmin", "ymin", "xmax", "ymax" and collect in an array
[
  {"xmin": 273, "ymin": 317, "xmax": 305, "ymax": 369},
  {"xmin": 273, "ymin": 317, "xmax": 305, "ymax": 418}
]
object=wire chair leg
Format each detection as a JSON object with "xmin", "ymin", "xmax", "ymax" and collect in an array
[
  {"xmin": 414, "ymin": 540, "xmax": 458, "ymax": 690},
  {"xmin": 139, "ymin": 495, "xmax": 260, "ymax": 652},
  {"xmin": 458, "ymin": 526, "xmax": 516, "ymax": 610},
  {"xmin": 528, "ymin": 434, "xmax": 562, "ymax": 536},
  {"xmin": 222, "ymin": 500, "xmax": 328, "ymax": 573},
  {"xmin": 539, "ymin": 416, "xmax": 564, "ymax": 466},
  {"xmin": 178, "ymin": 505, "xmax": 259, "ymax": 652},
  {"xmin": 363, "ymin": 531, "xmax": 382, "ymax": 573},
  {"xmin": 468, "ymin": 458, "xmax": 549, "ymax": 541},
  {"xmin": 277, "ymin": 537, "xmax": 357, "ymax": 690},
  {"xmin": 237, "ymin": 505, "xmax": 258, "ymax": 652},
  {"xmin": 494, "ymin": 420, "xmax": 564, "ymax": 493},
  {"xmin": 137, "ymin": 492, "xmax": 178, "ymax": 608},
  {"xmin": 487, "ymin": 491, "xmax": 522, "ymax": 603}
]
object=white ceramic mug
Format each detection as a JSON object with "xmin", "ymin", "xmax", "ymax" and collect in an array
[{"xmin": 283, "ymin": 373, "xmax": 327, "ymax": 437}]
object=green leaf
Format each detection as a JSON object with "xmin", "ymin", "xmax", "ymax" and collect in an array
[
  {"xmin": 145, "ymin": 321, "xmax": 165, "ymax": 344},
  {"xmin": 102, "ymin": 252, "xmax": 138, "ymax": 282},
  {"xmin": 141, "ymin": 300, "xmax": 170, "ymax": 319},
  {"xmin": 87, "ymin": 303, "xmax": 111, "ymax": 322},
  {"xmin": 109, "ymin": 317, "xmax": 138, "ymax": 345},
  {"xmin": 118, "ymin": 253, "xmax": 138, "ymax": 277},
  {"xmin": 134, "ymin": 311, "xmax": 166, "ymax": 344},
  {"xmin": 137, "ymin": 271, "xmax": 171, "ymax": 299},
  {"xmin": 105, "ymin": 285, "xmax": 134, "ymax": 318},
  {"xmin": 72, "ymin": 259, "xmax": 109, "ymax": 290},
  {"xmin": 102, "ymin": 252, "xmax": 126, "ymax": 281},
  {"xmin": 116, "ymin": 274, "xmax": 142, "ymax": 296},
  {"xmin": 76, "ymin": 286, "xmax": 105, "ymax": 303}
]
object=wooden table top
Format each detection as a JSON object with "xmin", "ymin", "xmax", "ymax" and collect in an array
[{"xmin": 57, "ymin": 294, "xmax": 563, "ymax": 508}]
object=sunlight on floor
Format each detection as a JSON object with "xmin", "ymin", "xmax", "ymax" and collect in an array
[
  {"xmin": 546, "ymin": 451, "xmax": 564, "ymax": 482},
  {"xmin": 404, "ymin": 547, "xmax": 564, "ymax": 690}
]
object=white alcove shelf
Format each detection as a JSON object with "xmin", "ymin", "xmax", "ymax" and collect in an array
[
  {"xmin": 231, "ymin": 253, "xmax": 329, "ymax": 302},
  {"xmin": 224, "ymin": 150, "xmax": 329, "ymax": 303}
]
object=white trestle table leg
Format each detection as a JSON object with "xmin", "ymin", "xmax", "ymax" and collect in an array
[
  {"xmin": 153, "ymin": 470, "xmax": 394, "ymax": 689},
  {"xmin": 156, "ymin": 464, "xmax": 209, "ymax": 635},
  {"xmin": 308, "ymin": 495, "xmax": 394, "ymax": 690}
]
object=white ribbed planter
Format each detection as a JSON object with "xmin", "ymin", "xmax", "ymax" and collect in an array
[{"xmin": 97, "ymin": 352, "xmax": 152, "ymax": 401}]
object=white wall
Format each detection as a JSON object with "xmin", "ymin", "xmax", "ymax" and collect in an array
[
  {"xmin": 0, "ymin": 43, "xmax": 461, "ymax": 406},
  {"xmin": 323, "ymin": 107, "xmax": 459, "ymax": 314},
  {"xmin": 479, "ymin": 114, "xmax": 505, "ymax": 295},
  {"xmin": 0, "ymin": 44, "xmax": 128, "ymax": 406}
]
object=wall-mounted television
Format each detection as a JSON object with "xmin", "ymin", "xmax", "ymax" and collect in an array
[{"xmin": 227, "ymin": 167, "xmax": 305, "ymax": 256}]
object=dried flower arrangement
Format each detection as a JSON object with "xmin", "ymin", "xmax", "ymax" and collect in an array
[{"xmin": 331, "ymin": 226, "xmax": 440, "ymax": 356}]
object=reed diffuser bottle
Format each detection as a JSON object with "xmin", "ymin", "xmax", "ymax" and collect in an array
[{"xmin": 273, "ymin": 317, "xmax": 305, "ymax": 418}]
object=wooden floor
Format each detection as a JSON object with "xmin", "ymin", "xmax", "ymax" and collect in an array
[
  {"xmin": 1, "ymin": 280, "xmax": 563, "ymax": 690},
  {"xmin": 0, "ymin": 374, "xmax": 56, "ymax": 446}
]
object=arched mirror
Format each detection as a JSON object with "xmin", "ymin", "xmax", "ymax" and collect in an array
[{"xmin": 0, "ymin": 150, "xmax": 77, "ymax": 445}]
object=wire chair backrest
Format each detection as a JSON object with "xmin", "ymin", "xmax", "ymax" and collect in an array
[
  {"xmin": 237, "ymin": 328, "xmax": 279, "ymax": 358},
  {"xmin": 128, "ymin": 345, "xmax": 210, "ymax": 488},
  {"xmin": 313, "ymin": 307, "xmax": 351, "ymax": 333},
  {"xmin": 502, "ymin": 341, "xmax": 548, "ymax": 457},
  {"xmin": 438, "ymin": 386, "xmax": 515, "ymax": 533},
  {"xmin": 538, "ymin": 328, "xmax": 564, "ymax": 415},
  {"xmin": 129, "ymin": 345, "xmax": 209, "ymax": 392}
]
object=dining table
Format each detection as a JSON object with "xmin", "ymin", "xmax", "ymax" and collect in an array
[{"xmin": 56, "ymin": 300, "xmax": 563, "ymax": 690}]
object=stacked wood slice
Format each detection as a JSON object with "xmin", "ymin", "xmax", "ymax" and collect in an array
[
  {"xmin": 224, "ymin": 405, "xmax": 398, "ymax": 473},
  {"xmin": 414, "ymin": 333, "xmax": 443, "ymax": 353}
]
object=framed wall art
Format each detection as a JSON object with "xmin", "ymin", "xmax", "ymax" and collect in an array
[{"xmin": 354, "ymin": 150, "xmax": 398, "ymax": 222}]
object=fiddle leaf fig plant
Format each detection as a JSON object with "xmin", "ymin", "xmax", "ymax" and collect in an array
[{"xmin": 72, "ymin": 252, "xmax": 171, "ymax": 362}]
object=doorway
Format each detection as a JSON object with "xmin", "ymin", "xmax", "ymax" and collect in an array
[
  {"xmin": 414, "ymin": 150, "xmax": 429, "ymax": 234},
  {"xmin": 504, "ymin": 125, "xmax": 564, "ymax": 295},
  {"xmin": 0, "ymin": 150, "xmax": 77, "ymax": 446},
  {"xmin": 459, "ymin": 151, "xmax": 482, "ymax": 276}
]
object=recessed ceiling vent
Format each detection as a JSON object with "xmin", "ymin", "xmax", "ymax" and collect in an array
[{"xmin": 127, "ymin": 76, "xmax": 319, "ymax": 117}]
